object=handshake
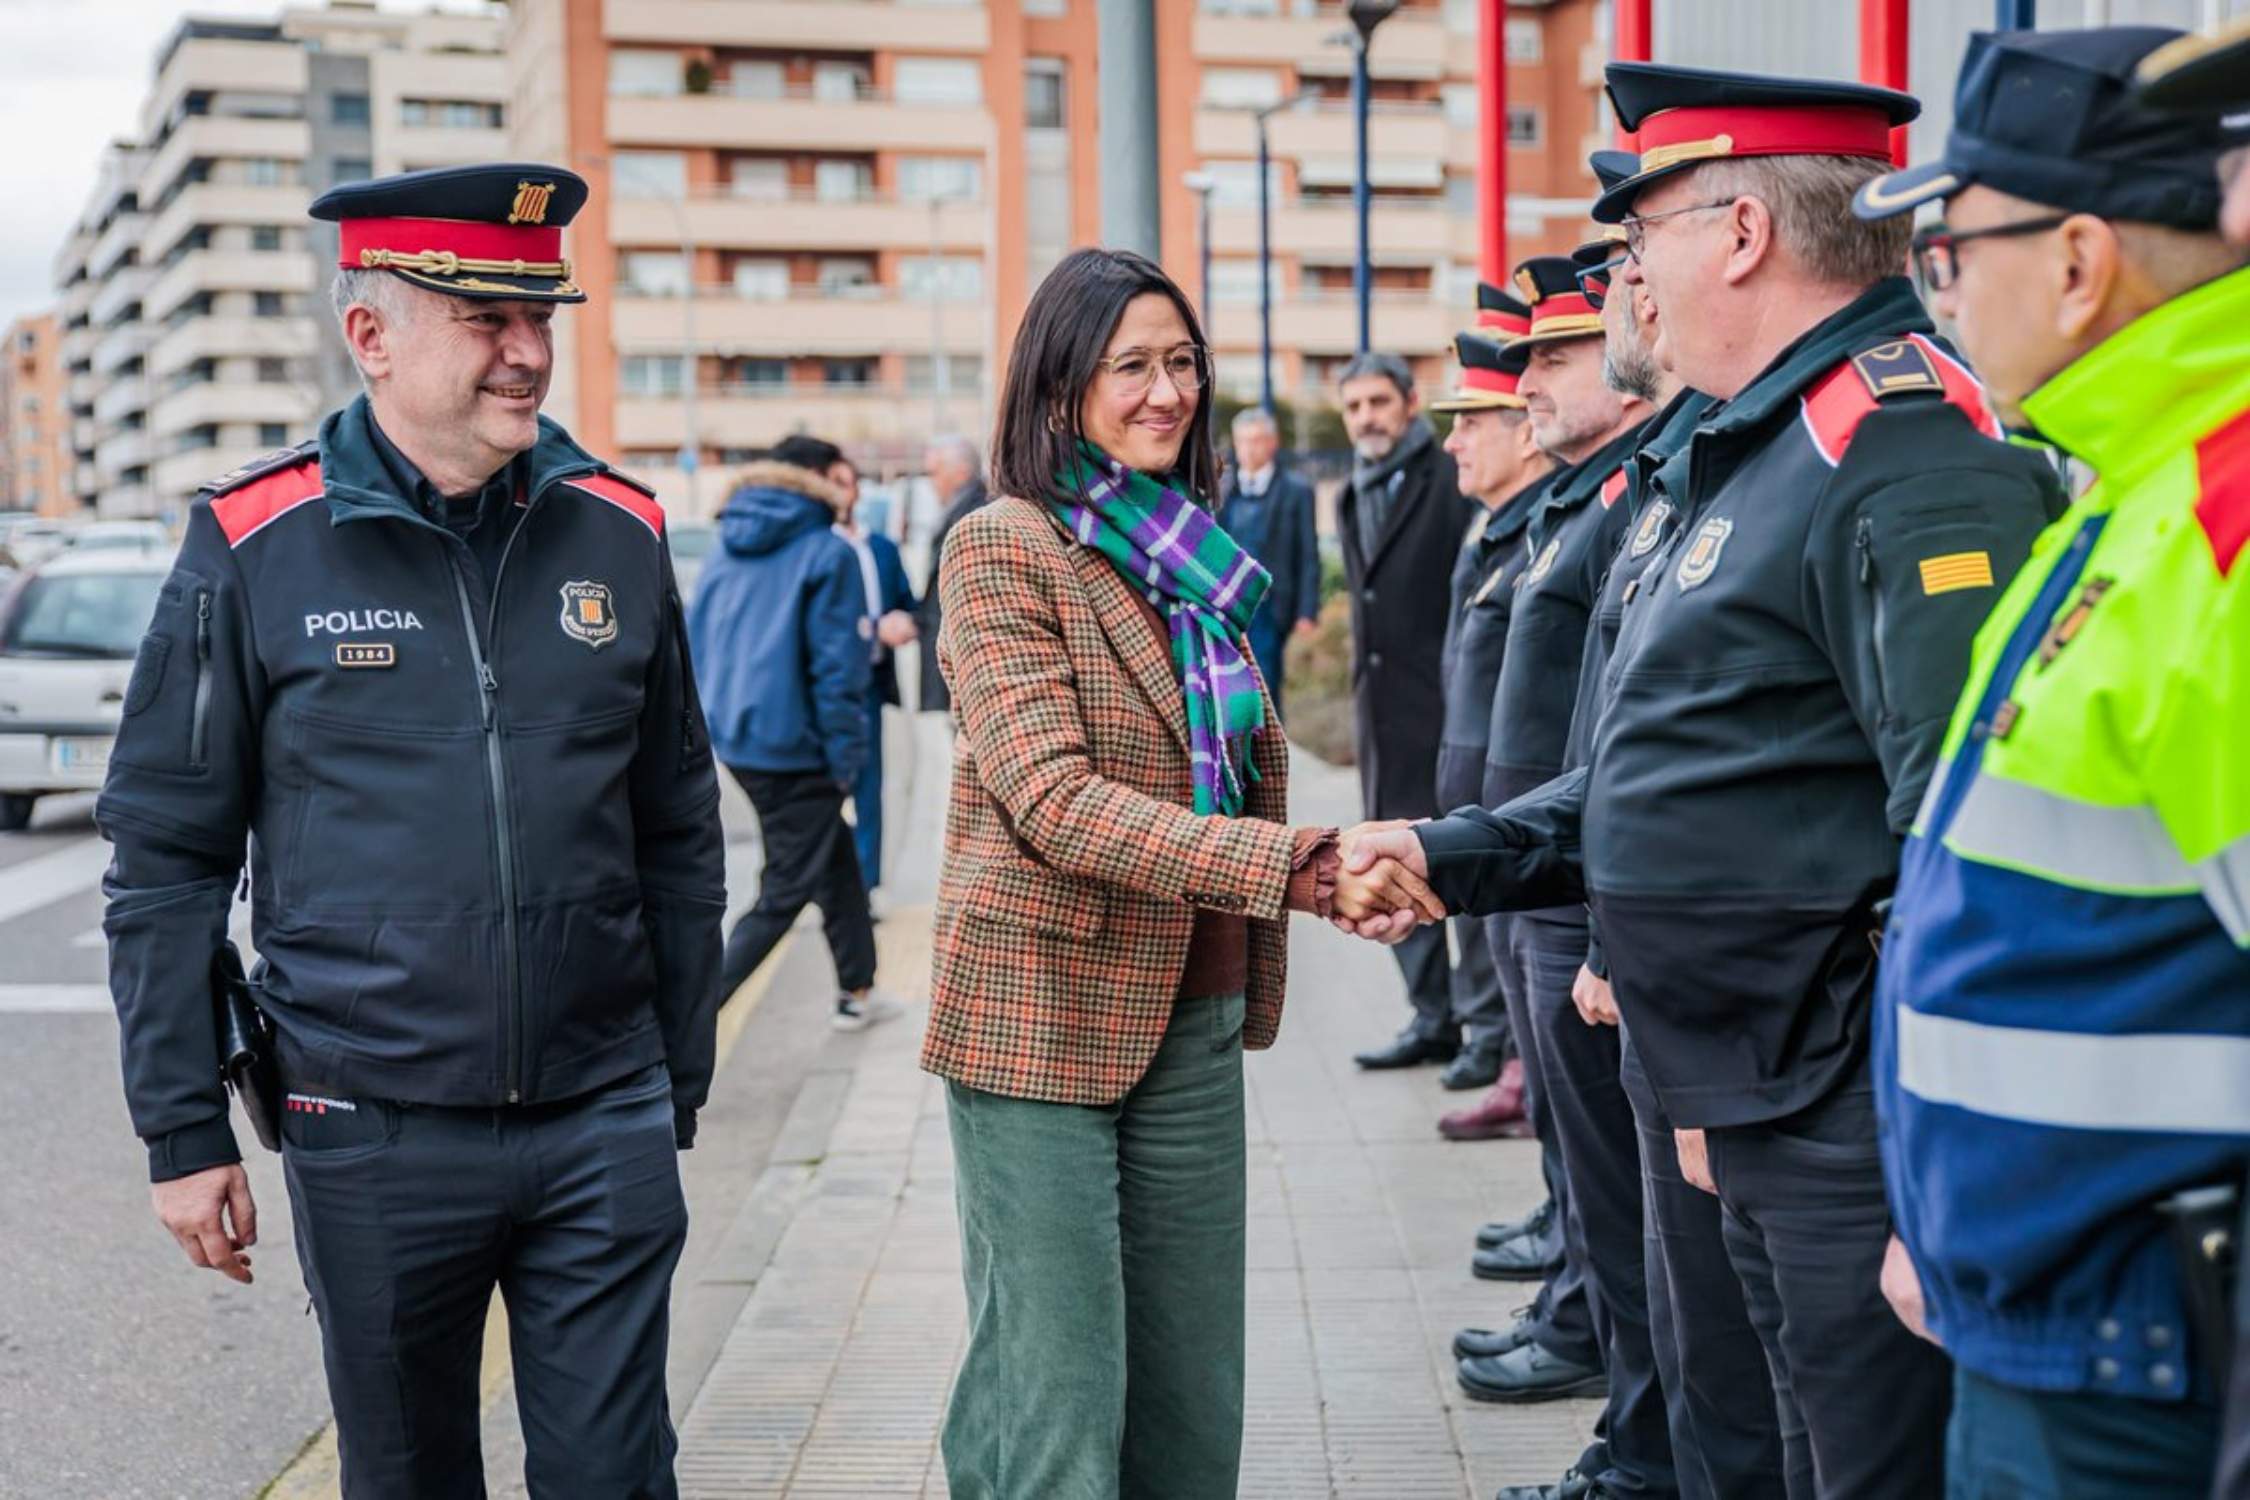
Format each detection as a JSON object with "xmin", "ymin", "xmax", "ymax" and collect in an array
[{"xmin": 1329, "ymin": 820, "xmax": 1449, "ymax": 944}]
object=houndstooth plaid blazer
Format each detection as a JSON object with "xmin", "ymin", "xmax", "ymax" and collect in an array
[{"xmin": 923, "ymin": 497, "xmax": 1297, "ymax": 1104}]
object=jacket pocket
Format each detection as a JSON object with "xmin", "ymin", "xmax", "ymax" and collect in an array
[{"xmin": 955, "ymin": 858, "xmax": 1105, "ymax": 939}]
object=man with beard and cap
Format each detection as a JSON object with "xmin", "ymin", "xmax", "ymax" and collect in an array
[
  {"xmin": 1337, "ymin": 351, "xmax": 1475, "ymax": 1073},
  {"xmin": 1433, "ymin": 308, "xmax": 1552, "ymax": 1118},
  {"xmin": 97, "ymin": 164, "xmax": 726, "ymax": 1498},
  {"xmin": 1341, "ymin": 63, "xmax": 2066, "ymax": 1497},
  {"xmin": 1856, "ymin": 27, "xmax": 2250, "ymax": 1497}
]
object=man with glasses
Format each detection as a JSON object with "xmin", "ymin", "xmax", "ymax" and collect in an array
[
  {"xmin": 1853, "ymin": 27, "xmax": 2250, "ymax": 1496},
  {"xmin": 1345, "ymin": 65, "xmax": 2063, "ymax": 1497}
]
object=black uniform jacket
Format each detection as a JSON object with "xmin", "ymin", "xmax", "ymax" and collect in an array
[
  {"xmin": 99, "ymin": 398, "xmax": 727, "ymax": 1181},
  {"xmin": 1436, "ymin": 473, "xmax": 1547, "ymax": 810},
  {"xmin": 1418, "ymin": 279, "xmax": 2066, "ymax": 1128},
  {"xmin": 1338, "ymin": 441, "xmax": 1474, "ymax": 819}
]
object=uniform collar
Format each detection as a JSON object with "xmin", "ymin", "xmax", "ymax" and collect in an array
[
  {"xmin": 318, "ymin": 394, "xmax": 603, "ymax": 527},
  {"xmin": 1700, "ymin": 276, "xmax": 1933, "ymax": 439},
  {"xmin": 2019, "ymin": 263, "xmax": 2250, "ymax": 492},
  {"xmin": 1532, "ymin": 416, "xmax": 1650, "ymax": 532}
]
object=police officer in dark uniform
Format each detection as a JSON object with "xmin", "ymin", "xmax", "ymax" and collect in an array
[
  {"xmin": 1434, "ymin": 309, "xmax": 1551, "ymax": 1121},
  {"xmin": 1346, "ymin": 70, "xmax": 2067, "ymax": 1497},
  {"xmin": 100, "ymin": 164, "xmax": 725, "ymax": 1498}
]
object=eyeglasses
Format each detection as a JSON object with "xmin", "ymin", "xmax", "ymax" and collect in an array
[
  {"xmin": 1097, "ymin": 344, "xmax": 1211, "ymax": 395},
  {"xmin": 1574, "ymin": 254, "xmax": 1625, "ymax": 311},
  {"xmin": 1909, "ymin": 215, "xmax": 2072, "ymax": 292},
  {"xmin": 1619, "ymin": 199, "xmax": 1737, "ymax": 262}
]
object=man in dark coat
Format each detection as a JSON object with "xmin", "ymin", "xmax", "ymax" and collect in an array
[
  {"xmin": 1218, "ymin": 406, "xmax": 1321, "ymax": 714},
  {"xmin": 1335, "ymin": 351, "xmax": 1475, "ymax": 1070},
  {"xmin": 916, "ymin": 434, "xmax": 989, "ymax": 713}
]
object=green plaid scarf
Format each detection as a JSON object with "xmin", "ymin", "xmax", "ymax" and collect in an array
[{"xmin": 1055, "ymin": 443, "xmax": 1272, "ymax": 815}]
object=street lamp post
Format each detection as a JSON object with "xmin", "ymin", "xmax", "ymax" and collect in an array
[
  {"xmin": 1251, "ymin": 93, "xmax": 1308, "ymax": 415},
  {"xmin": 1346, "ymin": 0, "xmax": 1400, "ymax": 356},
  {"xmin": 1182, "ymin": 171, "xmax": 1215, "ymax": 337}
]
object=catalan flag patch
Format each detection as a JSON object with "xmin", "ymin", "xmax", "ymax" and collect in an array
[{"xmin": 1919, "ymin": 551, "xmax": 1995, "ymax": 596}]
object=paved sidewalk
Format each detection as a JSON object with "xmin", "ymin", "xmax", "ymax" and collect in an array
[{"xmin": 673, "ymin": 737, "xmax": 1597, "ymax": 1499}]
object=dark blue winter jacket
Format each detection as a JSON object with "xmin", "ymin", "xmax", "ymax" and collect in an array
[{"xmin": 688, "ymin": 461, "xmax": 871, "ymax": 783}]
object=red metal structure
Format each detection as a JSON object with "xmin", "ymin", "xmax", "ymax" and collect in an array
[
  {"xmin": 1479, "ymin": 0, "xmax": 1509, "ymax": 282},
  {"xmin": 1858, "ymin": 0, "xmax": 1912, "ymax": 165},
  {"xmin": 1616, "ymin": 0, "xmax": 1653, "ymax": 64}
]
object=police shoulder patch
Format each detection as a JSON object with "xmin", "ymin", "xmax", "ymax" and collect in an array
[
  {"xmin": 199, "ymin": 440, "xmax": 319, "ymax": 499},
  {"xmin": 1800, "ymin": 334, "xmax": 2000, "ymax": 469},
  {"xmin": 1850, "ymin": 339, "xmax": 1944, "ymax": 400},
  {"xmin": 564, "ymin": 469, "xmax": 665, "ymax": 539},
  {"xmin": 208, "ymin": 449, "xmax": 325, "ymax": 549}
]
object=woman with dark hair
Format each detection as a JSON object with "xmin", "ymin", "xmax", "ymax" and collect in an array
[{"xmin": 925, "ymin": 247, "xmax": 1443, "ymax": 1497}]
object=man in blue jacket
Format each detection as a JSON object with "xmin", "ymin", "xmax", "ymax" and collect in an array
[
  {"xmin": 689, "ymin": 436, "xmax": 892, "ymax": 1031},
  {"xmin": 100, "ymin": 164, "xmax": 726, "ymax": 1499}
]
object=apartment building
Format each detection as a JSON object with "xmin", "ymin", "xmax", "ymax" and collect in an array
[
  {"xmin": 503, "ymin": 0, "xmax": 1606, "ymax": 511},
  {"xmin": 52, "ymin": 2, "xmax": 508, "ymax": 520},
  {"xmin": 1, "ymin": 315, "xmax": 71, "ymax": 518}
]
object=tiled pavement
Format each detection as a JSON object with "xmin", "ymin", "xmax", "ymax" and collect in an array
[{"xmin": 671, "ymin": 738, "xmax": 1598, "ymax": 1499}]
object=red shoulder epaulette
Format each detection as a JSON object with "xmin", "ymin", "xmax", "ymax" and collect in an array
[
  {"xmin": 206, "ymin": 446, "xmax": 324, "ymax": 548},
  {"xmin": 2194, "ymin": 404, "xmax": 2250, "ymax": 577},
  {"xmin": 1798, "ymin": 333, "xmax": 2000, "ymax": 468},
  {"xmin": 564, "ymin": 470, "xmax": 665, "ymax": 538},
  {"xmin": 1600, "ymin": 467, "xmax": 1628, "ymax": 508}
]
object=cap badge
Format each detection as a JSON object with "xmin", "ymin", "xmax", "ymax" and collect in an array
[
  {"xmin": 509, "ymin": 180, "xmax": 557, "ymax": 226},
  {"xmin": 1675, "ymin": 516, "xmax": 1734, "ymax": 592},
  {"xmin": 559, "ymin": 580, "xmax": 619, "ymax": 649}
]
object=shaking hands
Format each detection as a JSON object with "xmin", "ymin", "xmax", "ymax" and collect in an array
[{"xmin": 1330, "ymin": 820, "xmax": 1449, "ymax": 944}]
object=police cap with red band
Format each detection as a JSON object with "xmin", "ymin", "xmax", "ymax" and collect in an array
[
  {"xmin": 1475, "ymin": 282, "xmax": 1533, "ymax": 340},
  {"xmin": 1510, "ymin": 255, "xmax": 1604, "ymax": 346},
  {"xmin": 310, "ymin": 162, "xmax": 590, "ymax": 303},
  {"xmin": 1591, "ymin": 63, "xmax": 1918, "ymax": 224},
  {"xmin": 1430, "ymin": 332, "xmax": 1530, "ymax": 413}
]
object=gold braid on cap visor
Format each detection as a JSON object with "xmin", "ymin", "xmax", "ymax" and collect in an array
[{"xmin": 359, "ymin": 247, "xmax": 574, "ymax": 279}]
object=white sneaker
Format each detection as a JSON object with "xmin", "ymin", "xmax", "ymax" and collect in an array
[
  {"xmin": 866, "ymin": 889, "xmax": 887, "ymax": 924},
  {"xmin": 832, "ymin": 991, "xmax": 905, "ymax": 1032}
]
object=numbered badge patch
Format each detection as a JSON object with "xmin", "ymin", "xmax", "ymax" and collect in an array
[
  {"xmin": 1674, "ymin": 517, "xmax": 1734, "ymax": 592},
  {"xmin": 559, "ymin": 580, "xmax": 619, "ymax": 650}
]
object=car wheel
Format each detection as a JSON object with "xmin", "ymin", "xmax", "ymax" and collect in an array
[{"xmin": 0, "ymin": 794, "xmax": 34, "ymax": 832}]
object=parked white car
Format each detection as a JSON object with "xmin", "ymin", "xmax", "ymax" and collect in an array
[
  {"xmin": 0, "ymin": 550, "xmax": 171, "ymax": 830},
  {"xmin": 62, "ymin": 520, "xmax": 174, "ymax": 557}
]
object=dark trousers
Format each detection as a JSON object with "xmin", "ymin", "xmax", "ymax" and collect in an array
[
  {"xmin": 1623, "ymin": 1032, "xmax": 1787, "ymax": 1500},
  {"xmin": 1248, "ymin": 615, "xmax": 1287, "ymax": 722},
  {"xmin": 1450, "ymin": 913, "xmax": 1512, "ymax": 1060},
  {"xmin": 849, "ymin": 696, "xmax": 884, "ymax": 892},
  {"xmin": 1948, "ymin": 1367, "xmax": 2217, "ymax": 1499},
  {"xmin": 1521, "ymin": 913, "xmax": 1674, "ymax": 1498},
  {"xmin": 283, "ymin": 1064, "xmax": 687, "ymax": 1500},
  {"xmin": 1395, "ymin": 921, "xmax": 1456, "ymax": 1042},
  {"xmin": 1706, "ymin": 1075, "xmax": 1951, "ymax": 1500},
  {"xmin": 1491, "ymin": 910, "xmax": 1600, "ymax": 1369},
  {"xmin": 722, "ymin": 766, "xmax": 876, "ymax": 999}
]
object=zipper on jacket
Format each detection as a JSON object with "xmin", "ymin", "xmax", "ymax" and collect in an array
[
  {"xmin": 665, "ymin": 586, "xmax": 700, "ymax": 770},
  {"xmin": 446, "ymin": 548, "xmax": 525, "ymax": 1104},
  {"xmin": 189, "ymin": 590, "xmax": 213, "ymax": 769},
  {"xmin": 1856, "ymin": 517, "xmax": 1894, "ymax": 728}
]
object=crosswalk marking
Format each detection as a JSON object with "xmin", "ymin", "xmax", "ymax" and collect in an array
[
  {"xmin": 0, "ymin": 838, "xmax": 111, "ymax": 929},
  {"xmin": 0, "ymin": 983, "xmax": 112, "ymax": 1013}
]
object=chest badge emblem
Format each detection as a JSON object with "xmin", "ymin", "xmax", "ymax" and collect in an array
[
  {"xmin": 1628, "ymin": 500, "xmax": 1673, "ymax": 560},
  {"xmin": 559, "ymin": 580, "xmax": 619, "ymax": 650},
  {"xmin": 1675, "ymin": 517, "xmax": 1734, "ymax": 592},
  {"xmin": 1524, "ymin": 537, "xmax": 1562, "ymax": 588}
]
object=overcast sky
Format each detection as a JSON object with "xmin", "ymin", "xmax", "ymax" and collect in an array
[{"xmin": 0, "ymin": 0, "xmax": 489, "ymax": 330}]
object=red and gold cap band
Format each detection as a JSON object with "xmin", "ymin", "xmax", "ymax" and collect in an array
[
  {"xmin": 1463, "ymin": 365, "xmax": 1520, "ymax": 397},
  {"xmin": 339, "ymin": 216, "xmax": 567, "ymax": 274},
  {"xmin": 1476, "ymin": 308, "xmax": 1532, "ymax": 338},
  {"xmin": 1631, "ymin": 103, "xmax": 1895, "ymax": 172},
  {"xmin": 1521, "ymin": 289, "xmax": 1602, "ymax": 341}
]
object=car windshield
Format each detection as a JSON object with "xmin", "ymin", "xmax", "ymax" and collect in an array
[{"xmin": 1, "ymin": 571, "xmax": 165, "ymax": 658}]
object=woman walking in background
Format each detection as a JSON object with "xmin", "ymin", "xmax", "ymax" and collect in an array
[{"xmin": 926, "ymin": 247, "xmax": 1443, "ymax": 1499}]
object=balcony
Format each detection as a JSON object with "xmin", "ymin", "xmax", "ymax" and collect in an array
[
  {"xmin": 91, "ymin": 324, "xmax": 154, "ymax": 379},
  {"xmin": 61, "ymin": 323, "xmax": 102, "ymax": 371},
  {"xmin": 151, "ymin": 380, "xmax": 319, "ymax": 440},
  {"xmin": 1192, "ymin": 7, "xmax": 1451, "ymax": 79},
  {"xmin": 1268, "ymin": 290, "xmax": 1462, "ymax": 355},
  {"xmin": 618, "ymin": 386, "xmax": 988, "ymax": 511},
  {"xmin": 609, "ymin": 189, "xmax": 986, "ymax": 254},
  {"xmin": 605, "ymin": 0, "xmax": 988, "ymax": 53},
  {"xmin": 89, "ymin": 212, "xmax": 148, "ymax": 282},
  {"xmin": 95, "ymin": 428, "xmax": 151, "ymax": 477},
  {"xmin": 144, "ymin": 38, "xmax": 306, "ymax": 145},
  {"xmin": 148, "ymin": 314, "xmax": 321, "ymax": 379},
  {"xmin": 89, "ymin": 261, "xmax": 150, "ymax": 330},
  {"xmin": 96, "ymin": 483, "xmax": 159, "ymax": 520},
  {"xmin": 71, "ymin": 419, "xmax": 98, "ymax": 455},
  {"xmin": 140, "ymin": 182, "xmax": 309, "ymax": 265},
  {"xmin": 611, "ymin": 288, "xmax": 985, "ymax": 358},
  {"xmin": 143, "ymin": 248, "xmax": 315, "ymax": 323},
  {"xmin": 376, "ymin": 125, "xmax": 511, "ymax": 176},
  {"xmin": 1208, "ymin": 195, "xmax": 1473, "ymax": 261},
  {"xmin": 140, "ymin": 115, "xmax": 309, "ymax": 209},
  {"xmin": 94, "ymin": 377, "xmax": 151, "ymax": 427},
  {"xmin": 608, "ymin": 90, "xmax": 986, "ymax": 154},
  {"xmin": 1193, "ymin": 99, "xmax": 1449, "ymax": 163}
]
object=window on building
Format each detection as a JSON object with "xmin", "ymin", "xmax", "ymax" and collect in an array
[
  {"xmin": 620, "ymin": 251, "xmax": 691, "ymax": 298},
  {"xmin": 816, "ymin": 257, "xmax": 877, "ymax": 296},
  {"xmin": 1199, "ymin": 0, "xmax": 1282, "ymax": 14},
  {"xmin": 1024, "ymin": 61, "xmax": 1066, "ymax": 129},
  {"xmin": 1441, "ymin": 83, "xmax": 1478, "ymax": 129},
  {"xmin": 812, "ymin": 61, "xmax": 871, "ymax": 102},
  {"xmin": 1444, "ymin": 175, "xmax": 1478, "ymax": 214},
  {"xmin": 898, "ymin": 155, "xmax": 983, "ymax": 203},
  {"xmin": 898, "ymin": 255, "xmax": 983, "ymax": 302},
  {"xmin": 727, "ymin": 158, "xmax": 789, "ymax": 200},
  {"xmin": 1201, "ymin": 68, "xmax": 1283, "ymax": 110},
  {"xmin": 1204, "ymin": 161, "xmax": 1274, "ymax": 209},
  {"xmin": 610, "ymin": 49, "xmax": 683, "ymax": 98},
  {"xmin": 823, "ymin": 358, "xmax": 876, "ymax": 387},
  {"xmin": 400, "ymin": 98, "xmax": 504, "ymax": 129},
  {"xmin": 1507, "ymin": 105, "xmax": 1541, "ymax": 147},
  {"xmin": 731, "ymin": 259, "xmax": 789, "ymax": 300},
  {"xmin": 905, "ymin": 353, "xmax": 982, "ymax": 393},
  {"xmin": 330, "ymin": 93, "xmax": 370, "ymax": 126},
  {"xmin": 250, "ymin": 225, "xmax": 283, "ymax": 252},
  {"xmin": 333, "ymin": 158, "xmax": 372, "ymax": 183},
  {"xmin": 1506, "ymin": 17, "xmax": 1542, "ymax": 62},
  {"xmin": 243, "ymin": 158, "xmax": 287, "ymax": 187},
  {"xmin": 814, "ymin": 159, "xmax": 873, "ymax": 203},
  {"xmin": 258, "ymin": 423, "xmax": 288, "ymax": 446},
  {"xmin": 620, "ymin": 356, "xmax": 685, "ymax": 396},
  {"xmin": 895, "ymin": 58, "xmax": 982, "ymax": 106},
  {"xmin": 256, "ymin": 357, "xmax": 288, "ymax": 383},
  {"xmin": 253, "ymin": 291, "xmax": 284, "ymax": 317},
  {"xmin": 727, "ymin": 60, "xmax": 787, "ymax": 100},
  {"xmin": 727, "ymin": 358, "xmax": 788, "ymax": 390},
  {"xmin": 1209, "ymin": 258, "xmax": 1265, "ymax": 306},
  {"xmin": 614, "ymin": 151, "xmax": 688, "ymax": 200}
]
